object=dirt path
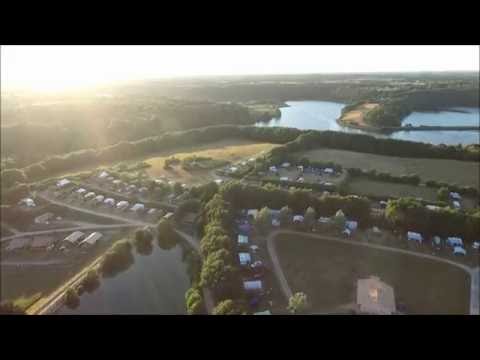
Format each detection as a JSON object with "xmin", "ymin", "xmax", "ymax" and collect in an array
[{"xmin": 266, "ymin": 229, "xmax": 479, "ymax": 315}]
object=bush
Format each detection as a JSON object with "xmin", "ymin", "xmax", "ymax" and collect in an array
[
  {"xmin": 99, "ymin": 240, "xmax": 134, "ymax": 278},
  {"xmin": 65, "ymin": 288, "xmax": 80, "ymax": 309},
  {"xmin": 82, "ymin": 270, "xmax": 100, "ymax": 293},
  {"xmin": 212, "ymin": 299, "xmax": 246, "ymax": 315},
  {"xmin": 185, "ymin": 287, "xmax": 204, "ymax": 315}
]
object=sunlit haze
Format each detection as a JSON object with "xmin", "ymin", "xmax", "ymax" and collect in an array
[{"xmin": 1, "ymin": 45, "xmax": 479, "ymax": 92}]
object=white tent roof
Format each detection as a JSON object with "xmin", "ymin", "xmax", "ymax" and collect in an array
[
  {"xmin": 116, "ymin": 200, "xmax": 130, "ymax": 208},
  {"xmin": 243, "ymin": 280, "xmax": 263, "ymax": 291},
  {"xmin": 293, "ymin": 215, "xmax": 304, "ymax": 222},
  {"xmin": 84, "ymin": 192, "xmax": 95, "ymax": 198},
  {"xmin": 80, "ymin": 232, "xmax": 102, "ymax": 246},
  {"xmin": 76, "ymin": 188, "xmax": 87, "ymax": 194},
  {"xmin": 104, "ymin": 198, "xmax": 115, "ymax": 205},
  {"xmin": 130, "ymin": 203, "xmax": 145, "ymax": 212},
  {"xmin": 407, "ymin": 231, "xmax": 423, "ymax": 242},
  {"xmin": 453, "ymin": 246, "xmax": 466, "ymax": 255},
  {"xmin": 94, "ymin": 195, "xmax": 105, "ymax": 202},
  {"xmin": 64, "ymin": 231, "xmax": 85, "ymax": 244},
  {"xmin": 57, "ymin": 179, "xmax": 71, "ymax": 187}
]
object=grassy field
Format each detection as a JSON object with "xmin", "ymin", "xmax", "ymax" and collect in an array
[
  {"xmin": 275, "ymin": 233, "xmax": 470, "ymax": 314},
  {"xmin": 347, "ymin": 178, "xmax": 439, "ymax": 201},
  {"xmin": 145, "ymin": 139, "xmax": 278, "ymax": 184},
  {"xmin": 298, "ymin": 148, "xmax": 480, "ymax": 189}
]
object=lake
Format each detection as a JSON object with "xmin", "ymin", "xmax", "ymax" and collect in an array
[
  {"xmin": 256, "ymin": 101, "xmax": 480, "ymax": 146},
  {"xmin": 56, "ymin": 242, "xmax": 191, "ymax": 315}
]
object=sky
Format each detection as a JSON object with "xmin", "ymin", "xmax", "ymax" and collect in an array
[{"xmin": 1, "ymin": 45, "xmax": 479, "ymax": 92}]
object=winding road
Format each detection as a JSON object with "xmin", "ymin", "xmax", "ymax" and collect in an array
[{"xmin": 265, "ymin": 229, "xmax": 479, "ymax": 315}]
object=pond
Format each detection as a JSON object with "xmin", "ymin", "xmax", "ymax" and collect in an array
[
  {"xmin": 255, "ymin": 101, "xmax": 480, "ymax": 146},
  {"xmin": 56, "ymin": 241, "xmax": 191, "ymax": 314}
]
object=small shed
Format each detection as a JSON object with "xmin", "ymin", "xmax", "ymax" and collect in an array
[
  {"xmin": 238, "ymin": 252, "xmax": 252, "ymax": 266},
  {"xmin": 407, "ymin": 231, "xmax": 423, "ymax": 243}
]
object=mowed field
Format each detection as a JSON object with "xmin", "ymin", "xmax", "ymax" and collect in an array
[
  {"xmin": 145, "ymin": 139, "xmax": 278, "ymax": 185},
  {"xmin": 298, "ymin": 148, "xmax": 480, "ymax": 189},
  {"xmin": 275, "ymin": 233, "xmax": 470, "ymax": 314},
  {"xmin": 347, "ymin": 178, "xmax": 439, "ymax": 201}
]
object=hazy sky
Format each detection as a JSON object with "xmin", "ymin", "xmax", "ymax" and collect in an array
[{"xmin": 2, "ymin": 45, "xmax": 479, "ymax": 92}]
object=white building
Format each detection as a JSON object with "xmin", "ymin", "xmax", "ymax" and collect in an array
[
  {"xmin": 80, "ymin": 232, "xmax": 103, "ymax": 247},
  {"xmin": 63, "ymin": 231, "xmax": 85, "ymax": 246},
  {"xmin": 238, "ymin": 252, "xmax": 252, "ymax": 266},
  {"xmin": 407, "ymin": 231, "xmax": 423, "ymax": 243}
]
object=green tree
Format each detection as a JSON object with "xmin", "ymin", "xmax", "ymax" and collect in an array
[
  {"xmin": 185, "ymin": 287, "xmax": 204, "ymax": 315},
  {"xmin": 82, "ymin": 269, "xmax": 100, "ymax": 293},
  {"xmin": 65, "ymin": 288, "xmax": 80, "ymax": 309},
  {"xmin": 212, "ymin": 299, "xmax": 246, "ymax": 315},
  {"xmin": 437, "ymin": 186, "xmax": 450, "ymax": 202},
  {"xmin": 304, "ymin": 206, "xmax": 317, "ymax": 229},
  {"xmin": 200, "ymin": 249, "xmax": 236, "ymax": 289},
  {"xmin": 255, "ymin": 206, "xmax": 271, "ymax": 234},
  {"xmin": 288, "ymin": 292, "xmax": 309, "ymax": 314},
  {"xmin": 0, "ymin": 168, "xmax": 27, "ymax": 189},
  {"xmin": 157, "ymin": 220, "xmax": 180, "ymax": 250},
  {"xmin": 279, "ymin": 205, "xmax": 293, "ymax": 227}
]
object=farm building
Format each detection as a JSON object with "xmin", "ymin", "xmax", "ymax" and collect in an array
[
  {"xmin": 130, "ymin": 203, "xmax": 145, "ymax": 212},
  {"xmin": 6, "ymin": 237, "xmax": 30, "ymax": 252},
  {"xmin": 18, "ymin": 198, "xmax": 36, "ymax": 208},
  {"xmin": 63, "ymin": 231, "xmax": 85, "ymax": 246},
  {"xmin": 237, "ymin": 234, "xmax": 249, "ymax": 245},
  {"xmin": 56, "ymin": 179, "xmax": 72, "ymax": 188},
  {"xmin": 238, "ymin": 252, "xmax": 252, "ymax": 266},
  {"xmin": 80, "ymin": 232, "xmax": 103, "ymax": 247},
  {"xmin": 31, "ymin": 236, "xmax": 55, "ymax": 250},
  {"xmin": 356, "ymin": 276, "xmax": 396, "ymax": 315},
  {"xmin": 116, "ymin": 201, "xmax": 130, "ymax": 210},
  {"xmin": 243, "ymin": 280, "xmax": 263, "ymax": 293},
  {"xmin": 34, "ymin": 212, "xmax": 55, "ymax": 224},
  {"xmin": 446, "ymin": 237, "xmax": 463, "ymax": 247},
  {"xmin": 407, "ymin": 231, "xmax": 423, "ymax": 243},
  {"xmin": 104, "ymin": 198, "xmax": 115, "ymax": 206}
]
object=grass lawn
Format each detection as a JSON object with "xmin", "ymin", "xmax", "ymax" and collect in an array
[
  {"xmin": 298, "ymin": 148, "xmax": 480, "ymax": 189},
  {"xmin": 275, "ymin": 233, "xmax": 470, "ymax": 314},
  {"xmin": 145, "ymin": 139, "xmax": 277, "ymax": 185},
  {"xmin": 347, "ymin": 178, "xmax": 439, "ymax": 201}
]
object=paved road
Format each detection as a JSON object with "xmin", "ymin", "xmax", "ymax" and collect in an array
[{"xmin": 266, "ymin": 229, "xmax": 479, "ymax": 315}]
